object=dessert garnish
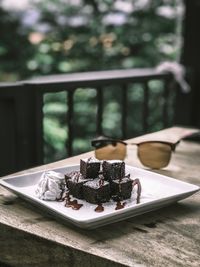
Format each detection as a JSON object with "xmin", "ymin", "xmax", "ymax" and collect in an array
[{"xmin": 35, "ymin": 170, "xmax": 65, "ymax": 201}]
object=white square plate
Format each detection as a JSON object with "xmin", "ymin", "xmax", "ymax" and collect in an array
[{"xmin": 0, "ymin": 165, "xmax": 199, "ymax": 229}]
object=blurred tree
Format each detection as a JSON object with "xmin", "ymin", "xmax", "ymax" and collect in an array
[
  {"xmin": 0, "ymin": 2, "xmax": 34, "ymax": 80},
  {"xmin": 0, "ymin": 0, "xmax": 183, "ymax": 162},
  {"xmin": 0, "ymin": 0, "xmax": 181, "ymax": 79}
]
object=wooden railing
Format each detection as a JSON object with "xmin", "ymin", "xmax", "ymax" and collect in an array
[{"xmin": 0, "ymin": 68, "xmax": 174, "ymax": 176}]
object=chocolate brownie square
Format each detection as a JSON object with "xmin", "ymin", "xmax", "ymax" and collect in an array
[
  {"xmin": 83, "ymin": 176, "xmax": 110, "ymax": 204},
  {"xmin": 111, "ymin": 174, "xmax": 132, "ymax": 200},
  {"xmin": 102, "ymin": 160, "xmax": 125, "ymax": 181},
  {"xmin": 65, "ymin": 171, "xmax": 91, "ymax": 199},
  {"xmin": 80, "ymin": 157, "xmax": 101, "ymax": 178}
]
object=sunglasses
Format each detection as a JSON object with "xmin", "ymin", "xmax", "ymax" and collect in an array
[{"xmin": 91, "ymin": 136, "xmax": 179, "ymax": 170}]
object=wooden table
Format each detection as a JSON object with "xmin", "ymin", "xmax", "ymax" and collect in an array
[{"xmin": 0, "ymin": 127, "xmax": 200, "ymax": 267}]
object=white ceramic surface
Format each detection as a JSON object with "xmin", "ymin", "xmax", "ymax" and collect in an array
[{"xmin": 0, "ymin": 165, "xmax": 199, "ymax": 229}]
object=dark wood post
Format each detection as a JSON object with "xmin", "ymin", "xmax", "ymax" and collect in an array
[
  {"xmin": 0, "ymin": 83, "xmax": 43, "ymax": 176},
  {"xmin": 174, "ymin": 0, "xmax": 200, "ymax": 127}
]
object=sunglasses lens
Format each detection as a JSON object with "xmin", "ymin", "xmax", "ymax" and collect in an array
[
  {"xmin": 137, "ymin": 142, "xmax": 172, "ymax": 169},
  {"xmin": 95, "ymin": 142, "xmax": 127, "ymax": 160}
]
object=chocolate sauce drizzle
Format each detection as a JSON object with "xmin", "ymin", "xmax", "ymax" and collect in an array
[
  {"xmin": 64, "ymin": 192, "xmax": 83, "ymax": 210},
  {"xmin": 99, "ymin": 175, "xmax": 104, "ymax": 187},
  {"xmin": 67, "ymin": 171, "xmax": 81, "ymax": 183},
  {"xmin": 94, "ymin": 177, "xmax": 105, "ymax": 212},
  {"xmin": 95, "ymin": 203, "xmax": 104, "ymax": 212},
  {"xmin": 132, "ymin": 178, "xmax": 141, "ymax": 204},
  {"xmin": 56, "ymin": 173, "xmax": 141, "ymax": 213},
  {"xmin": 115, "ymin": 201, "xmax": 126, "ymax": 210},
  {"xmin": 56, "ymin": 188, "xmax": 66, "ymax": 202},
  {"xmin": 74, "ymin": 171, "xmax": 81, "ymax": 183}
]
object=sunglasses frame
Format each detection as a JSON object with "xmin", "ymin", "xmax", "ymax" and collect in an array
[
  {"xmin": 134, "ymin": 140, "xmax": 179, "ymax": 151},
  {"xmin": 92, "ymin": 136, "xmax": 180, "ymax": 169},
  {"xmin": 91, "ymin": 136, "xmax": 127, "ymax": 149}
]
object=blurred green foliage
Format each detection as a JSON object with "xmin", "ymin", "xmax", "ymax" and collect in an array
[{"xmin": 0, "ymin": 0, "xmax": 182, "ymax": 162}]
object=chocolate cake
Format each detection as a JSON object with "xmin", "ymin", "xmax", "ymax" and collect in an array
[
  {"xmin": 80, "ymin": 157, "xmax": 101, "ymax": 178},
  {"xmin": 83, "ymin": 175, "xmax": 110, "ymax": 204},
  {"xmin": 111, "ymin": 174, "xmax": 133, "ymax": 200},
  {"xmin": 102, "ymin": 160, "xmax": 125, "ymax": 181},
  {"xmin": 65, "ymin": 171, "xmax": 91, "ymax": 199},
  {"xmin": 37, "ymin": 159, "xmax": 142, "ymax": 210}
]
